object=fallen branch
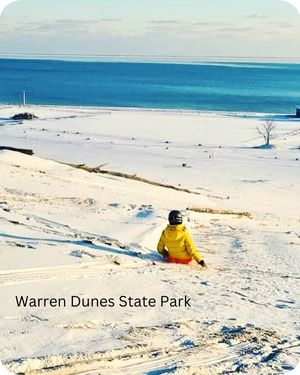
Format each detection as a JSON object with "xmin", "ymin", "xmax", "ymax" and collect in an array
[
  {"xmin": 65, "ymin": 163, "xmax": 108, "ymax": 173},
  {"xmin": 61, "ymin": 162, "xmax": 226, "ymax": 199},
  {"xmin": 187, "ymin": 207, "xmax": 252, "ymax": 218},
  {"xmin": 0, "ymin": 146, "xmax": 34, "ymax": 155}
]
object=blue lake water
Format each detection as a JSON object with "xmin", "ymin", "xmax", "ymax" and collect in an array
[{"xmin": 0, "ymin": 58, "xmax": 299, "ymax": 113}]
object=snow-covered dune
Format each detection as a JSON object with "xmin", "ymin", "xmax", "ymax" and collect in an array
[{"xmin": 0, "ymin": 106, "xmax": 299, "ymax": 374}]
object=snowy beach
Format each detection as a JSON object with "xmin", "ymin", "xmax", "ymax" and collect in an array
[{"xmin": 0, "ymin": 105, "xmax": 299, "ymax": 374}]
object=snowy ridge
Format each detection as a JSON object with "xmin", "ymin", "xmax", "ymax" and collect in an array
[{"xmin": 0, "ymin": 105, "xmax": 299, "ymax": 374}]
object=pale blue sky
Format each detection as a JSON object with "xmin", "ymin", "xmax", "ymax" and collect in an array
[{"xmin": 0, "ymin": 0, "xmax": 299, "ymax": 60}]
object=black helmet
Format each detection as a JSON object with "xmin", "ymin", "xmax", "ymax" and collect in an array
[{"xmin": 168, "ymin": 210, "xmax": 183, "ymax": 225}]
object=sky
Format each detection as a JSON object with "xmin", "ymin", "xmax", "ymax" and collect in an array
[{"xmin": 0, "ymin": 0, "xmax": 299, "ymax": 61}]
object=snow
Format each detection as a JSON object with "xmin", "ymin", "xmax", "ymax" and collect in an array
[{"xmin": 0, "ymin": 105, "xmax": 299, "ymax": 374}]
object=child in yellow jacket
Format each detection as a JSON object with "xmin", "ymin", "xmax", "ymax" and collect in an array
[{"xmin": 157, "ymin": 210, "xmax": 206, "ymax": 267}]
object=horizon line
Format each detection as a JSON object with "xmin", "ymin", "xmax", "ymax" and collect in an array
[
  {"xmin": 0, "ymin": 52, "xmax": 300, "ymax": 63},
  {"xmin": 0, "ymin": 52, "xmax": 300, "ymax": 60}
]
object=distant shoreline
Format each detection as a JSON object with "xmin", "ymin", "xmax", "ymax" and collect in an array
[
  {"xmin": 0, "ymin": 102, "xmax": 300, "ymax": 122},
  {"xmin": 0, "ymin": 102, "xmax": 284, "ymax": 118}
]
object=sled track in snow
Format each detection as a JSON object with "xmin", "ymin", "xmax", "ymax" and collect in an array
[
  {"xmin": 0, "ymin": 261, "xmax": 117, "ymax": 286},
  {"xmin": 5, "ymin": 322, "xmax": 300, "ymax": 375}
]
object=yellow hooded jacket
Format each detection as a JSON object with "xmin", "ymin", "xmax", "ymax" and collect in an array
[{"xmin": 157, "ymin": 224, "xmax": 203, "ymax": 262}]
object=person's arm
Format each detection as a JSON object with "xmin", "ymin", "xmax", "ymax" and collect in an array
[
  {"xmin": 157, "ymin": 231, "xmax": 168, "ymax": 257},
  {"xmin": 185, "ymin": 231, "xmax": 206, "ymax": 266}
]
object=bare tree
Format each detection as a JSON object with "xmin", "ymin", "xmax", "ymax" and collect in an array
[{"xmin": 257, "ymin": 120, "xmax": 276, "ymax": 146}]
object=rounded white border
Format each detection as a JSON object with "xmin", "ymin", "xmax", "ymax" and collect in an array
[
  {"xmin": 0, "ymin": 361, "xmax": 15, "ymax": 375},
  {"xmin": 0, "ymin": 0, "xmax": 19, "ymax": 16},
  {"xmin": 0, "ymin": 1, "xmax": 298, "ymax": 374},
  {"xmin": 283, "ymin": 0, "xmax": 300, "ymax": 14}
]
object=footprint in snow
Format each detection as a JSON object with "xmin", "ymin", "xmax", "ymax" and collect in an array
[
  {"xmin": 23, "ymin": 315, "xmax": 48, "ymax": 322},
  {"xmin": 70, "ymin": 250, "xmax": 96, "ymax": 259},
  {"xmin": 136, "ymin": 207, "xmax": 154, "ymax": 218},
  {"xmin": 275, "ymin": 304, "xmax": 289, "ymax": 309}
]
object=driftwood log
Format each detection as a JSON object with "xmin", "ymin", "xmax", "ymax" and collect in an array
[
  {"xmin": 11, "ymin": 113, "xmax": 38, "ymax": 120},
  {"xmin": 61, "ymin": 162, "xmax": 226, "ymax": 200},
  {"xmin": 0, "ymin": 146, "xmax": 34, "ymax": 155}
]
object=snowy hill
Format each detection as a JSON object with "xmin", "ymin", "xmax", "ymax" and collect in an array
[{"xmin": 0, "ymin": 105, "xmax": 299, "ymax": 374}]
